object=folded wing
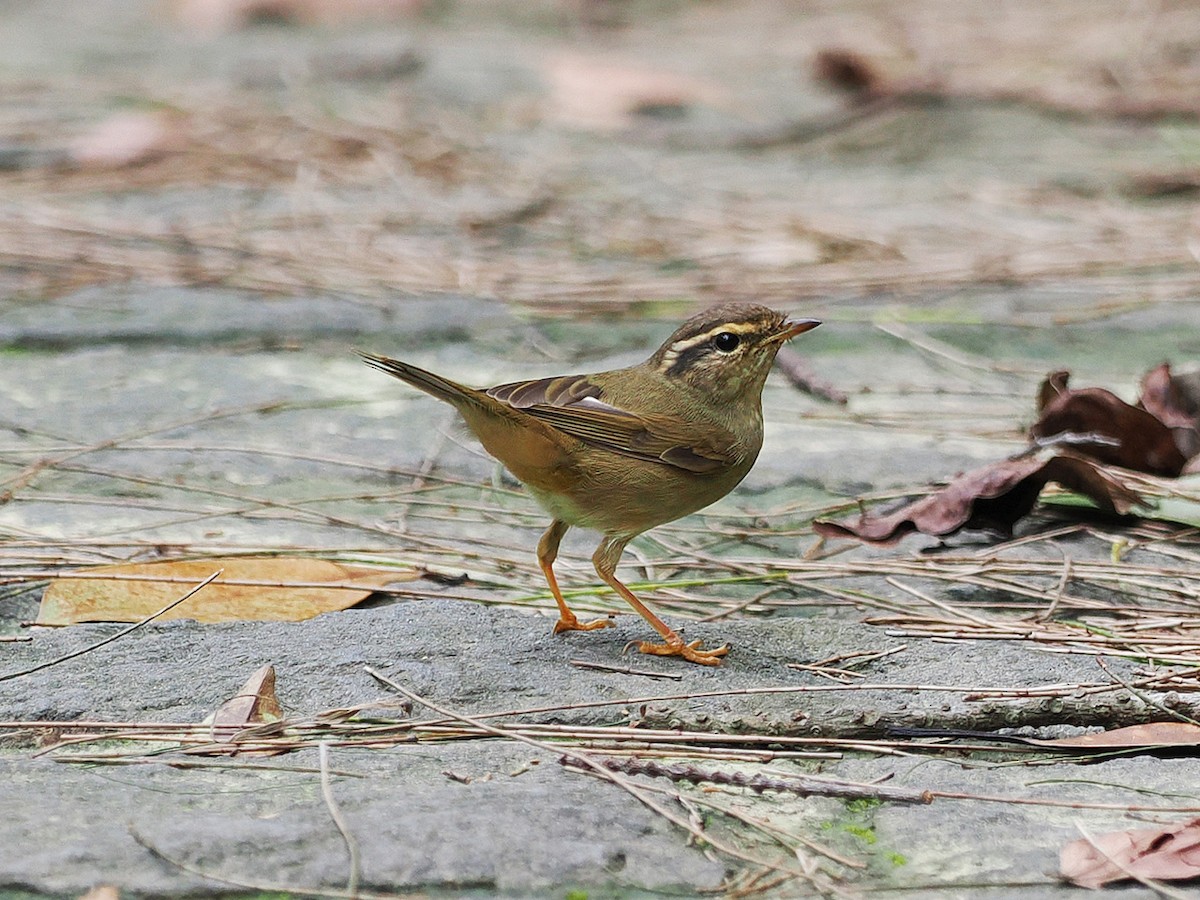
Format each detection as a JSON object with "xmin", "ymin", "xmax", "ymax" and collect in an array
[{"xmin": 487, "ymin": 374, "xmax": 742, "ymax": 474}]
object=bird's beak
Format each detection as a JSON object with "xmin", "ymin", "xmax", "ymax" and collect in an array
[{"xmin": 771, "ymin": 318, "xmax": 821, "ymax": 343}]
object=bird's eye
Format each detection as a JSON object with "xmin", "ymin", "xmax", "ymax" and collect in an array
[{"xmin": 713, "ymin": 332, "xmax": 740, "ymax": 353}]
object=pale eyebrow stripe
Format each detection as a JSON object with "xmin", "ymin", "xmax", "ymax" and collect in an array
[{"xmin": 664, "ymin": 321, "xmax": 759, "ymax": 355}]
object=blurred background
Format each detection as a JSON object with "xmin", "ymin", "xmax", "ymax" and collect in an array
[
  {"xmin": 5, "ymin": 0, "xmax": 1200, "ymax": 315},
  {"xmin": 2, "ymin": 0, "xmax": 1199, "ymax": 560}
]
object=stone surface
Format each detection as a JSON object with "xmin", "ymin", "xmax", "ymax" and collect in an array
[{"xmin": 3, "ymin": 0, "xmax": 1200, "ymax": 897}]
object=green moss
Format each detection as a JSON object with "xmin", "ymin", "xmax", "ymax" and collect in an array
[
  {"xmin": 845, "ymin": 797, "xmax": 882, "ymax": 814},
  {"xmin": 886, "ymin": 851, "xmax": 908, "ymax": 867},
  {"xmin": 842, "ymin": 823, "xmax": 877, "ymax": 845}
]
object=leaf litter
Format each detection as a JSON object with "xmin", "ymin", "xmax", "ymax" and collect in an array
[
  {"xmin": 202, "ymin": 663, "xmax": 284, "ymax": 755},
  {"xmin": 817, "ymin": 362, "xmax": 1200, "ymax": 543},
  {"xmin": 1061, "ymin": 816, "xmax": 1200, "ymax": 889},
  {"xmin": 36, "ymin": 556, "xmax": 413, "ymax": 625}
]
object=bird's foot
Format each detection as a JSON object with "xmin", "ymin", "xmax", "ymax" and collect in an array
[
  {"xmin": 632, "ymin": 637, "xmax": 729, "ymax": 666},
  {"xmin": 553, "ymin": 612, "xmax": 616, "ymax": 634}
]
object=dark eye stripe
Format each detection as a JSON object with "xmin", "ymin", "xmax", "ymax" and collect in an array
[{"xmin": 663, "ymin": 343, "xmax": 710, "ymax": 378}]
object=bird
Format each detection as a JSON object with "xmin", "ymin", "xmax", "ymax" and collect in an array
[{"xmin": 360, "ymin": 303, "xmax": 819, "ymax": 665}]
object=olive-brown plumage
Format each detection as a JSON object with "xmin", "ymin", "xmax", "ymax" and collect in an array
[{"xmin": 361, "ymin": 302, "xmax": 819, "ymax": 665}]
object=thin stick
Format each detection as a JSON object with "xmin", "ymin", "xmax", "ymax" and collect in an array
[
  {"xmin": 320, "ymin": 742, "xmax": 362, "ymax": 898},
  {"xmin": 1037, "ymin": 553, "xmax": 1073, "ymax": 622},
  {"xmin": 569, "ymin": 659, "xmax": 684, "ymax": 681},
  {"xmin": 587, "ymin": 757, "xmax": 930, "ymax": 804},
  {"xmin": 0, "ymin": 569, "xmax": 222, "ymax": 683}
]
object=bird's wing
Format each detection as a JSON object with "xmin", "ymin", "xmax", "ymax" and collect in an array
[{"xmin": 486, "ymin": 374, "xmax": 742, "ymax": 474}]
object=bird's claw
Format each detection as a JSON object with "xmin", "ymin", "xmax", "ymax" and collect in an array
[
  {"xmin": 553, "ymin": 612, "xmax": 616, "ymax": 634},
  {"xmin": 631, "ymin": 637, "xmax": 729, "ymax": 666}
]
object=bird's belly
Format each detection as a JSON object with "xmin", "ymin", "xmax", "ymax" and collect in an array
[
  {"xmin": 458, "ymin": 402, "xmax": 754, "ymax": 536},
  {"xmin": 525, "ymin": 461, "xmax": 749, "ymax": 536}
]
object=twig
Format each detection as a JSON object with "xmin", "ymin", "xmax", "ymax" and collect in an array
[
  {"xmin": 772, "ymin": 347, "xmax": 848, "ymax": 404},
  {"xmin": 569, "ymin": 659, "xmax": 684, "ymax": 681},
  {"xmin": 581, "ymin": 757, "xmax": 931, "ymax": 804},
  {"xmin": 319, "ymin": 742, "xmax": 362, "ymax": 898},
  {"xmin": 788, "ymin": 645, "xmax": 907, "ymax": 680},
  {"xmin": 0, "ymin": 569, "xmax": 222, "ymax": 683},
  {"xmin": 0, "ymin": 402, "xmax": 286, "ymax": 501},
  {"xmin": 1095, "ymin": 657, "xmax": 1200, "ymax": 728},
  {"xmin": 1035, "ymin": 550, "xmax": 1073, "ymax": 622}
]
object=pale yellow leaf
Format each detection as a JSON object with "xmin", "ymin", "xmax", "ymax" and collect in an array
[{"xmin": 37, "ymin": 557, "xmax": 413, "ymax": 625}]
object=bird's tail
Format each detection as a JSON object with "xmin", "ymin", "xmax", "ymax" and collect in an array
[{"xmin": 358, "ymin": 351, "xmax": 482, "ymax": 408}]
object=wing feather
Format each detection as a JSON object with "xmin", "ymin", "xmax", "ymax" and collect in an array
[{"xmin": 486, "ymin": 374, "xmax": 741, "ymax": 474}]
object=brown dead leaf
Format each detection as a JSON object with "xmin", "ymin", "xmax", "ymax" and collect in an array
[
  {"xmin": 37, "ymin": 557, "xmax": 413, "ymax": 625},
  {"xmin": 69, "ymin": 110, "xmax": 188, "ymax": 170},
  {"xmin": 814, "ymin": 453, "xmax": 1143, "ymax": 544},
  {"xmin": 1060, "ymin": 816, "xmax": 1200, "ymax": 889},
  {"xmin": 1044, "ymin": 721, "xmax": 1200, "ymax": 750},
  {"xmin": 891, "ymin": 722, "xmax": 1200, "ymax": 755},
  {"xmin": 819, "ymin": 363, "xmax": 1197, "ymax": 544},
  {"xmin": 208, "ymin": 664, "xmax": 283, "ymax": 730},
  {"xmin": 78, "ymin": 887, "xmax": 120, "ymax": 900},
  {"xmin": 543, "ymin": 52, "xmax": 722, "ymax": 131},
  {"xmin": 1140, "ymin": 363, "xmax": 1200, "ymax": 463},
  {"xmin": 200, "ymin": 664, "xmax": 286, "ymax": 757},
  {"xmin": 1033, "ymin": 370, "xmax": 1187, "ymax": 476}
]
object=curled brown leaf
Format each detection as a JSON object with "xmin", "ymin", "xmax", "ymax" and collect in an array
[
  {"xmin": 1032, "ymin": 371, "xmax": 1186, "ymax": 476},
  {"xmin": 1140, "ymin": 363, "xmax": 1200, "ymax": 462},
  {"xmin": 1060, "ymin": 816, "xmax": 1200, "ymax": 889},
  {"xmin": 814, "ymin": 453, "xmax": 1143, "ymax": 544}
]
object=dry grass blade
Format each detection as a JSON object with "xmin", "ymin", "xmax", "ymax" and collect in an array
[{"xmin": 319, "ymin": 742, "xmax": 362, "ymax": 897}]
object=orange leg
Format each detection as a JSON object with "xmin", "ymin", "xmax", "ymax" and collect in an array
[
  {"xmin": 538, "ymin": 520, "xmax": 615, "ymax": 634},
  {"xmin": 592, "ymin": 534, "xmax": 728, "ymax": 666}
]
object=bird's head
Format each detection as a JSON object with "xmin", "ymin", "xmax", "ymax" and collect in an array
[{"xmin": 649, "ymin": 303, "xmax": 820, "ymax": 403}]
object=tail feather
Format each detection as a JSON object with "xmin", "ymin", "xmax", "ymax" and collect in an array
[{"xmin": 358, "ymin": 351, "xmax": 482, "ymax": 408}]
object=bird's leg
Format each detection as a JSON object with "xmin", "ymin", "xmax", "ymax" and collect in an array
[
  {"xmin": 538, "ymin": 519, "xmax": 615, "ymax": 633},
  {"xmin": 592, "ymin": 534, "xmax": 728, "ymax": 666}
]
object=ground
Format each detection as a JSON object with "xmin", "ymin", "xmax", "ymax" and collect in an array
[{"xmin": 2, "ymin": 1, "xmax": 1200, "ymax": 897}]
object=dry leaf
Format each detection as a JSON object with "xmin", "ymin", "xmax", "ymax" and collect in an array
[
  {"xmin": 69, "ymin": 110, "xmax": 187, "ymax": 170},
  {"xmin": 892, "ymin": 722, "xmax": 1200, "ymax": 755},
  {"xmin": 77, "ymin": 887, "xmax": 120, "ymax": 900},
  {"xmin": 819, "ymin": 363, "xmax": 1195, "ymax": 543},
  {"xmin": 1044, "ymin": 721, "xmax": 1200, "ymax": 750},
  {"xmin": 37, "ymin": 557, "xmax": 413, "ymax": 625},
  {"xmin": 208, "ymin": 664, "xmax": 283, "ymax": 730},
  {"xmin": 200, "ymin": 664, "xmax": 285, "ymax": 757},
  {"xmin": 1140, "ymin": 363, "xmax": 1200, "ymax": 462},
  {"xmin": 1033, "ymin": 370, "xmax": 1187, "ymax": 476},
  {"xmin": 1060, "ymin": 816, "xmax": 1200, "ymax": 888},
  {"xmin": 543, "ymin": 52, "xmax": 721, "ymax": 131},
  {"xmin": 814, "ymin": 453, "xmax": 1143, "ymax": 544}
]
